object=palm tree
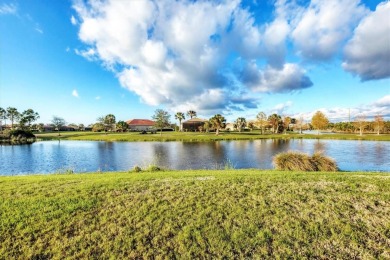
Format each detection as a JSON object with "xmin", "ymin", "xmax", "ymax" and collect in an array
[
  {"xmin": 268, "ymin": 114, "xmax": 281, "ymax": 134},
  {"xmin": 116, "ymin": 121, "xmax": 128, "ymax": 132},
  {"xmin": 187, "ymin": 110, "xmax": 197, "ymax": 119},
  {"xmin": 6, "ymin": 107, "xmax": 20, "ymax": 129},
  {"xmin": 235, "ymin": 117, "xmax": 246, "ymax": 132},
  {"xmin": 210, "ymin": 114, "xmax": 226, "ymax": 135},
  {"xmin": 104, "ymin": 114, "xmax": 116, "ymax": 132},
  {"xmin": 204, "ymin": 121, "xmax": 211, "ymax": 133},
  {"xmin": 175, "ymin": 112, "xmax": 185, "ymax": 131}
]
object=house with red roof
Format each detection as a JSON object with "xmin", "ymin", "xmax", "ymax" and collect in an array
[{"xmin": 126, "ymin": 119, "xmax": 155, "ymax": 131}]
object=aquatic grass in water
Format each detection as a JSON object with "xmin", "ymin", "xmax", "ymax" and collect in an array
[{"xmin": 213, "ymin": 158, "xmax": 236, "ymax": 170}]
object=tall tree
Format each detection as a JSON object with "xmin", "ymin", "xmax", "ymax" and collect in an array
[
  {"xmin": 268, "ymin": 114, "xmax": 281, "ymax": 134},
  {"xmin": 152, "ymin": 109, "xmax": 171, "ymax": 136},
  {"xmin": 116, "ymin": 121, "xmax": 128, "ymax": 132},
  {"xmin": 282, "ymin": 116, "xmax": 292, "ymax": 134},
  {"xmin": 210, "ymin": 114, "xmax": 226, "ymax": 135},
  {"xmin": 0, "ymin": 107, "xmax": 6, "ymax": 131},
  {"xmin": 38, "ymin": 123, "xmax": 45, "ymax": 132},
  {"xmin": 296, "ymin": 116, "xmax": 305, "ymax": 134},
  {"xmin": 256, "ymin": 112, "xmax": 267, "ymax": 134},
  {"xmin": 247, "ymin": 121, "xmax": 255, "ymax": 131},
  {"xmin": 104, "ymin": 114, "xmax": 116, "ymax": 132},
  {"xmin": 235, "ymin": 117, "xmax": 246, "ymax": 132},
  {"xmin": 6, "ymin": 107, "xmax": 20, "ymax": 129},
  {"xmin": 78, "ymin": 124, "xmax": 85, "ymax": 131},
  {"xmin": 311, "ymin": 111, "xmax": 329, "ymax": 135},
  {"xmin": 51, "ymin": 116, "xmax": 66, "ymax": 136},
  {"xmin": 187, "ymin": 110, "xmax": 197, "ymax": 119},
  {"xmin": 203, "ymin": 121, "xmax": 211, "ymax": 133},
  {"xmin": 20, "ymin": 109, "xmax": 40, "ymax": 129},
  {"xmin": 175, "ymin": 112, "xmax": 185, "ymax": 131},
  {"xmin": 374, "ymin": 115, "xmax": 384, "ymax": 135},
  {"xmin": 354, "ymin": 114, "xmax": 367, "ymax": 136}
]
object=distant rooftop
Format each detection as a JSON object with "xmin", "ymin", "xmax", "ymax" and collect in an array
[
  {"xmin": 126, "ymin": 119, "xmax": 155, "ymax": 126},
  {"xmin": 183, "ymin": 118, "xmax": 207, "ymax": 123}
]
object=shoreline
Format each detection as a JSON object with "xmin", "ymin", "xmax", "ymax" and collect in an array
[{"xmin": 1, "ymin": 169, "xmax": 389, "ymax": 178}]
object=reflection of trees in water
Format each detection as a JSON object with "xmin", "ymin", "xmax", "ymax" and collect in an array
[
  {"xmin": 354, "ymin": 141, "xmax": 367, "ymax": 163},
  {"xmin": 295, "ymin": 139, "xmax": 305, "ymax": 151},
  {"xmin": 270, "ymin": 139, "xmax": 290, "ymax": 154},
  {"xmin": 374, "ymin": 142, "xmax": 386, "ymax": 165},
  {"xmin": 97, "ymin": 142, "xmax": 116, "ymax": 171},
  {"xmin": 152, "ymin": 143, "xmax": 171, "ymax": 169},
  {"xmin": 213, "ymin": 142, "xmax": 224, "ymax": 160},
  {"xmin": 179, "ymin": 142, "xmax": 221, "ymax": 169},
  {"xmin": 313, "ymin": 140, "xmax": 326, "ymax": 153}
]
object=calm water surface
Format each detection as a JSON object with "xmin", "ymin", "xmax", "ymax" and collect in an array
[{"xmin": 0, "ymin": 139, "xmax": 389, "ymax": 175}]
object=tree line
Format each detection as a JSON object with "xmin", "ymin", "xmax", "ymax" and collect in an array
[
  {"xmin": 0, "ymin": 107, "xmax": 40, "ymax": 131},
  {"xmin": 172, "ymin": 110, "xmax": 389, "ymax": 135},
  {"xmin": 1, "ymin": 106, "xmax": 389, "ymax": 136}
]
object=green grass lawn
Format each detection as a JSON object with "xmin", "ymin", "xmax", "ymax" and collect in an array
[
  {"xmin": 35, "ymin": 131, "xmax": 390, "ymax": 142},
  {"xmin": 1, "ymin": 170, "xmax": 389, "ymax": 258}
]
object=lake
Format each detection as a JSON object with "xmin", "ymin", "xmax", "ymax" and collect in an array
[{"xmin": 0, "ymin": 139, "xmax": 389, "ymax": 175}]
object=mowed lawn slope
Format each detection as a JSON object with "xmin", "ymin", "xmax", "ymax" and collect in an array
[
  {"xmin": 1, "ymin": 170, "xmax": 389, "ymax": 258},
  {"xmin": 35, "ymin": 131, "xmax": 390, "ymax": 142}
]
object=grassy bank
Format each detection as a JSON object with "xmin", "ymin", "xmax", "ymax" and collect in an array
[
  {"xmin": 1, "ymin": 170, "xmax": 389, "ymax": 258},
  {"xmin": 35, "ymin": 131, "xmax": 390, "ymax": 142}
]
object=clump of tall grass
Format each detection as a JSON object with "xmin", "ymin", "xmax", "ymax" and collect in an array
[
  {"xmin": 213, "ymin": 159, "xmax": 236, "ymax": 170},
  {"xmin": 311, "ymin": 152, "xmax": 338, "ymax": 171},
  {"xmin": 273, "ymin": 151, "xmax": 338, "ymax": 171}
]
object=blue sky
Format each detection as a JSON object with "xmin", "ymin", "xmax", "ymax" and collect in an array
[{"xmin": 0, "ymin": 0, "xmax": 389, "ymax": 125}]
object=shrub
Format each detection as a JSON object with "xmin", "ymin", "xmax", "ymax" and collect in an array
[
  {"xmin": 9, "ymin": 129, "xmax": 35, "ymax": 139},
  {"xmin": 273, "ymin": 151, "xmax": 338, "ymax": 172},
  {"xmin": 147, "ymin": 165, "xmax": 162, "ymax": 172},
  {"xmin": 133, "ymin": 166, "xmax": 142, "ymax": 172}
]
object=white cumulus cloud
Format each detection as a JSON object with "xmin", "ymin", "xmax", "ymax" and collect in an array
[
  {"xmin": 72, "ymin": 0, "xmax": 314, "ymax": 115},
  {"xmin": 374, "ymin": 95, "xmax": 390, "ymax": 107},
  {"xmin": 291, "ymin": 0, "xmax": 367, "ymax": 61},
  {"xmin": 70, "ymin": 15, "xmax": 77, "ymax": 25},
  {"xmin": 72, "ymin": 89, "xmax": 79, "ymax": 98},
  {"xmin": 343, "ymin": 1, "xmax": 390, "ymax": 80},
  {"xmin": 292, "ymin": 95, "xmax": 390, "ymax": 121},
  {"xmin": 241, "ymin": 62, "xmax": 313, "ymax": 93},
  {"xmin": 73, "ymin": 0, "xmax": 389, "ymax": 116}
]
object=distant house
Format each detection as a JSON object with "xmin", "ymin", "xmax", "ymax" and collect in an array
[
  {"xmin": 44, "ymin": 125, "xmax": 54, "ymax": 132},
  {"xmin": 182, "ymin": 118, "xmax": 207, "ymax": 131},
  {"xmin": 225, "ymin": 123, "xmax": 235, "ymax": 131},
  {"xmin": 126, "ymin": 119, "xmax": 155, "ymax": 131}
]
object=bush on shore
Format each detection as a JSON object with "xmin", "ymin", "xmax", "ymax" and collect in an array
[
  {"xmin": 273, "ymin": 151, "xmax": 338, "ymax": 171},
  {"xmin": 0, "ymin": 129, "xmax": 36, "ymax": 143}
]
